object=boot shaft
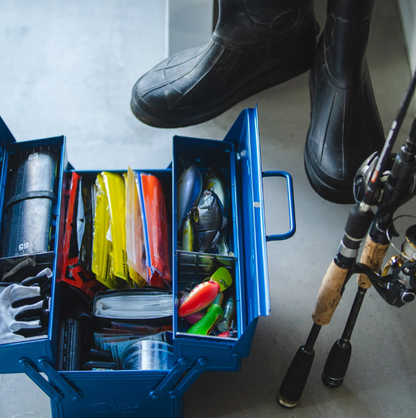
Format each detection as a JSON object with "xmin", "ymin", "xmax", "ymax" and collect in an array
[
  {"xmin": 325, "ymin": 0, "xmax": 377, "ymax": 85},
  {"xmin": 327, "ymin": 0, "xmax": 375, "ymax": 22},
  {"xmin": 213, "ymin": 0, "xmax": 315, "ymax": 45}
]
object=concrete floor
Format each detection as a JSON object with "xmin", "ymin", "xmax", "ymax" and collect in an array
[{"xmin": 0, "ymin": 0, "xmax": 415, "ymax": 417}]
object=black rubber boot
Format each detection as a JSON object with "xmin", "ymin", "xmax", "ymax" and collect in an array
[
  {"xmin": 131, "ymin": 0, "xmax": 318, "ymax": 128},
  {"xmin": 304, "ymin": 0, "xmax": 384, "ymax": 204}
]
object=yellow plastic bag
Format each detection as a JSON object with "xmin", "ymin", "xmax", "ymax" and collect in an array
[
  {"xmin": 125, "ymin": 167, "xmax": 147, "ymax": 287},
  {"xmin": 92, "ymin": 173, "xmax": 114, "ymax": 288},
  {"xmin": 102, "ymin": 171, "xmax": 128, "ymax": 282}
]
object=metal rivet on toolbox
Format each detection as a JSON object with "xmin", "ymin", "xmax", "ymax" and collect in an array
[
  {"xmin": 198, "ymin": 358, "xmax": 209, "ymax": 366},
  {"xmin": 38, "ymin": 360, "xmax": 47, "ymax": 368}
]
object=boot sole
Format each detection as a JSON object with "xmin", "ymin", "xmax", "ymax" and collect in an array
[
  {"xmin": 304, "ymin": 146, "xmax": 355, "ymax": 204},
  {"xmin": 131, "ymin": 55, "xmax": 313, "ymax": 129}
]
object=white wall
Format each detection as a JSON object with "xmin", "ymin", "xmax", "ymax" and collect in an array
[
  {"xmin": 398, "ymin": 0, "xmax": 416, "ymax": 72},
  {"xmin": 167, "ymin": 0, "xmax": 214, "ymax": 56}
]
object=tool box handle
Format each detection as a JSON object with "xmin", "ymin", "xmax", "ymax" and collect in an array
[{"xmin": 262, "ymin": 171, "xmax": 296, "ymax": 241}]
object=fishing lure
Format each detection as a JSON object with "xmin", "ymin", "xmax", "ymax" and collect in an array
[
  {"xmin": 217, "ymin": 329, "xmax": 238, "ymax": 338},
  {"xmin": 217, "ymin": 293, "xmax": 236, "ymax": 332},
  {"xmin": 177, "ymin": 280, "xmax": 220, "ymax": 317},
  {"xmin": 210, "ymin": 267, "xmax": 233, "ymax": 292},
  {"xmin": 181, "ymin": 213, "xmax": 194, "ymax": 252},
  {"xmin": 187, "ymin": 303, "xmax": 224, "ymax": 336},
  {"xmin": 178, "ymin": 291, "xmax": 206, "ymax": 324},
  {"xmin": 205, "ymin": 165, "xmax": 231, "ymax": 255},
  {"xmin": 204, "ymin": 165, "xmax": 230, "ymax": 216},
  {"xmin": 193, "ymin": 189, "xmax": 225, "ymax": 253},
  {"xmin": 177, "ymin": 165, "xmax": 203, "ymax": 234}
]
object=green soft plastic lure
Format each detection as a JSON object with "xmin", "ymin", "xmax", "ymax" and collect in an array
[{"xmin": 187, "ymin": 303, "xmax": 224, "ymax": 335}]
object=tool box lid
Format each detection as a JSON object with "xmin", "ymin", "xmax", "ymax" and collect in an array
[
  {"xmin": 171, "ymin": 107, "xmax": 275, "ymax": 368},
  {"xmin": 225, "ymin": 106, "xmax": 270, "ymax": 321},
  {"xmin": 0, "ymin": 117, "xmax": 16, "ymax": 144},
  {"xmin": 0, "ymin": 117, "xmax": 67, "ymax": 374},
  {"xmin": 0, "ymin": 116, "xmax": 16, "ymax": 171}
]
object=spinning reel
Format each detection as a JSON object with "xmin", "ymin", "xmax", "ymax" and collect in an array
[{"xmin": 354, "ymin": 153, "xmax": 416, "ymax": 307}]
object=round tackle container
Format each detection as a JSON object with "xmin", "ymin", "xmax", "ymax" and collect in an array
[{"xmin": 122, "ymin": 340, "xmax": 174, "ymax": 371}]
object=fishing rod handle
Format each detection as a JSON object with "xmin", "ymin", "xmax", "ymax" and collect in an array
[
  {"xmin": 322, "ymin": 286, "xmax": 367, "ymax": 388},
  {"xmin": 312, "ymin": 260, "xmax": 349, "ymax": 325},
  {"xmin": 356, "ymin": 235, "xmax": 390, "ymax": 289},
  {"xmin": 278, "ymin": 346, "xmax": 315, "ymax": 408},
  {"xmin": 312, "ymin": 207, "xmax": 374, "ymax": 325},
  {"xmin": 322, "ymin": 338, "xmax": 351, "ymax": 388}
]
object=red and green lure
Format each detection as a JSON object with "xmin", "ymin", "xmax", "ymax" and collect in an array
[
  {"xmin": 178, "ymin": 280, "xmax": 220, "ymax": 317},
  {"xmin": 177, "ymin": 267, "xmax": 233, "ymax": 317}
]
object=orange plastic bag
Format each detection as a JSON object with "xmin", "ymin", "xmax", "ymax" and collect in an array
[{"xmin": 137, "ymin": 173, "xmax": 171, "ymax": 288}]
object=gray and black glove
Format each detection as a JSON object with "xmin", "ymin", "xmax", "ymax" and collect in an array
[{"xmin": 0, "ymin": 268, "xmax": 52, "ymax": 344}]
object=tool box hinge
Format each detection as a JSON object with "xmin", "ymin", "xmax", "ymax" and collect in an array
[
  {"xmin": 149, "ymin": 357, "xmax": 209, "ymax": 400},
  {"xmin": 19, "ymin": 358, "xmax": 82, "ymax": 403},
  {"xmin": 168, "ymin": 357, "xmax": 210, "ymax": 399}
]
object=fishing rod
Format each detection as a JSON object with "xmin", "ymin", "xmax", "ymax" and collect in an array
[
  {"xmin": 278, "ymin": 67, "xmax": 416, "ymax": 408},
  {"xmin": 321, "ymin": 114, "xmax": 416, "ymax": 389}
]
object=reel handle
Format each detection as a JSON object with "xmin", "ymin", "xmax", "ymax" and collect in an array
[
  {"xmin": 356, "ymin": 235, "xmax": 390, "ymax": 289},
  {"xmin": 312, "ymin": 261, "xmax": 349, "ymax": 326}
]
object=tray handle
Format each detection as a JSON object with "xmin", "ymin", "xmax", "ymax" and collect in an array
[{"xmin": 262, "ymin": 171, "xmax": 296, "ymax": 241}]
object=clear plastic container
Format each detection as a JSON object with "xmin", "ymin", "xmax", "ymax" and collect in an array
[{"xmin": 121, "ymin": 340, "xmax": 173, "ymax": 371}]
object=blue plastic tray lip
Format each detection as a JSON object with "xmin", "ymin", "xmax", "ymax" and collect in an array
[
  {"xmin": 59, "ymin": 368, "xmax": 172, "ymax": 378},
  {"xmin": 49, "ymin": 135, "xmax": 68, "ymax": 359},
  {"xmin": 70, "ymin": 168, "xmax": 172, "ymax": 176}
]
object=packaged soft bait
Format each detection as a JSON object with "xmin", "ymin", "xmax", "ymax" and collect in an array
[
  {"xmin": 137, "ymin": 173, "xmax": 171, "ymax": 288},
  {"xmin": 102, "ymin": 172, "xmax": 128, "ymax": 283},
  {"xmin": 92, "ymin": 174, "xmax": 113, "ymax": 288},
  {"xmin": 125, "ymin": 167, "xmax": 147, "ymax": 287}
]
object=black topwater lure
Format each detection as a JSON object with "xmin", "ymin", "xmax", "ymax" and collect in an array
[
  {"xmin": 204, "ymin": 165, "xmax": 231, "ymax": 255},
  {"xmin": 193, "ymin": 189, "xmax": 225, "ymax": 253},
  {"xmin": 204, "ymin": 165, "xmax": 230, "ymax": 217}
]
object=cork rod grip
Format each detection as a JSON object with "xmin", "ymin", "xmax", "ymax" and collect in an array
[
  {"xmin": 356, "ymin": 235, "xmax": 390, "ymax": 289},
  {"xmin": 312, "ymin": 261, "xmax": 349, "ymax": 326}
]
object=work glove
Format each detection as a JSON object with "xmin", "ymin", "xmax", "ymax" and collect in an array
[
  {"xmin": 1, "ymin": 256, "xmax": 37, "ymax": 283},
  {"xmin": 0, "ymin": 268, "xmax": 52, "ymax": 344}
]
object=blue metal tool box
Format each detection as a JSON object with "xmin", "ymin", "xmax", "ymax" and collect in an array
[{"xmin": 0, "ymin": 107, "xmax": 295, "ymax": 418}]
